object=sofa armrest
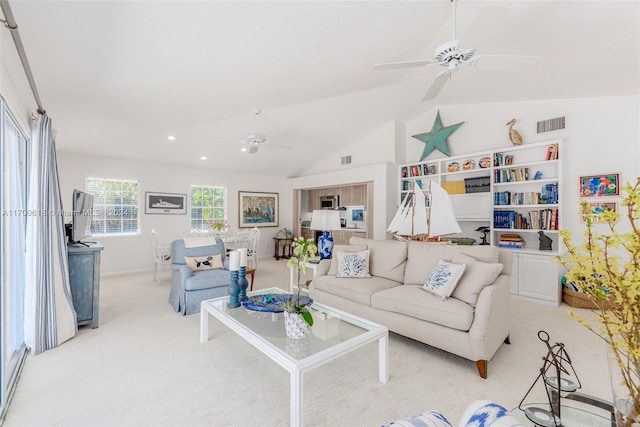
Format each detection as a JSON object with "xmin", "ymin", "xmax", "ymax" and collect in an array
[
  {"xmin": 314, "ymin": 259, "xmax": 331, "ymax": 277},
  {"xmin": 172, "ymin": 264, "xmax": 194, "ymax": 282},
  {"xmin": 468, "ymin": 274, "xmax": 512, "ymax": 361}
]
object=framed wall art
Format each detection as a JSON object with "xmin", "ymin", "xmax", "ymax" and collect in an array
[
  {"xmin": 580, "ymin": 201, "xmax": 617, "ymax": 222},
  {"xmin": 238, "ymin": 191, "xmax": 278, "ymax": 228},
  {"xmin": 145, "ymin": 192, "xmax": 187, "ymax": 215},
  {"xmin": 579, "ymin": 173, "xmax": 620, "ymax": 197}
]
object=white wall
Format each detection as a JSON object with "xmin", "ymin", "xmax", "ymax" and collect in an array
[
  {"xmin": 403, "ymin": 95, "xmax": 640, "ymax": 242},
  {"xmin": 57, "ymin": 153, "xmax": 290, "ymax": 275}
]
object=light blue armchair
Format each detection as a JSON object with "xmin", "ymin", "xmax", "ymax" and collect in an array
[{"xmin": 168, "ymin": 237, "xmax": 230, "ymax": 315}]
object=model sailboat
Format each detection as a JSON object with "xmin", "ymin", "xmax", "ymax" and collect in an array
[{"xmin": 387, "ymin": 180, "xmax": 461, "ymax": 241}]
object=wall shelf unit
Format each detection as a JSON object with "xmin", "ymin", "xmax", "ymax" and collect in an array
[{"xmin": 397, "ymin": 138, "xmax": 563, "ymax": 305}]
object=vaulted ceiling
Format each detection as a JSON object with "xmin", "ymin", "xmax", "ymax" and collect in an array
[{"xmin": 6, "ymin": 1, "xmax": 639, "ymax": 177}]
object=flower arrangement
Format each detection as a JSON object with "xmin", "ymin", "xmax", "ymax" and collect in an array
[
  {"xmin": 556, "ymin": 178, "xmax": 639, "ymax": 426},
  {"xmin": 208, "ymin": 218, "xmax": 229, "ymax": 232},
  {"xmin": 285, "ymin": 237, "xmax": 318, "ymax": 327}
]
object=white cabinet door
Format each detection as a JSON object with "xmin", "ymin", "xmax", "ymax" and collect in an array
[{"xmin": 515, "ymin": 253, "xmax": 560, "ymax": 305}]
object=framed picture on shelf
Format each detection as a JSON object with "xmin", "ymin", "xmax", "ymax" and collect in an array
[
  {"xmin": 145, "ymin": 192, "xmax": 187, "ymax": 215},
  {"xmin": 238, "ymin": 191, "xmax": 279, "ymax": 228},
  {"xmin": 579, "ymin": 173, "xmax": 620, "ymax": 197},
  {"xmin": 580, "ymin": 201, "xmax": 617, "ymax": 222}
]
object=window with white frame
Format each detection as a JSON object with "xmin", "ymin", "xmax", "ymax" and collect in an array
[
  {"xmin": 87, "ymin": 177, "xmax": 140, "ymax": 236},
  {"xmin": 190, "ymin": 185, "xmax": 226, "ymax": 231}
]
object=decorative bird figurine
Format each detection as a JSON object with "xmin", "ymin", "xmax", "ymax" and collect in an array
[{"xmin": 506, "ymin": 119, "xmax": 523, "ymax": 146}]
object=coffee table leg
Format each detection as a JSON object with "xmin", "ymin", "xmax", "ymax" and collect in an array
[
  {"xmin": 200, "ymin": 306, "xmax": 209, "ymax": 343},
  {"xmin": 379, "ymin": 333, "xmax": 388, "ymax": 383},
  {"xmin": 291, "ymin": 368, "xmax": 303, "ymax": 427}
]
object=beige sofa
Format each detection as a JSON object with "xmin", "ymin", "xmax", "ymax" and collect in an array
[{"xmin": 310, "ymin": 237, "xmax": 513, "ymax": 378}]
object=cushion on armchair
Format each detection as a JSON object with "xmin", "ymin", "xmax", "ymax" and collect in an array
[{"xmin": 382, "ymin": 411, "xmax": 453, "ymax": 427}]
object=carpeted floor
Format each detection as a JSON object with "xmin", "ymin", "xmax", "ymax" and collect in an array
[{"xmin": 3, "ymin": 257, "xmax": 611, "ymax": 426}]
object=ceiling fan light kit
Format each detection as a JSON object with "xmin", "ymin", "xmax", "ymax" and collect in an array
[{"xmin": 373, "ymin": 0, "xmax": 541, "ymax": 101}]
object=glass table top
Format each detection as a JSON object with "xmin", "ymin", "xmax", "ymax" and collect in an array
[
  {"xmin": 203, "ymin": 287, "xmax": 385, "ymax": 361},
  {"xmin": 511, "ymin": 403, "xmax": 612, "ymax": 427}
]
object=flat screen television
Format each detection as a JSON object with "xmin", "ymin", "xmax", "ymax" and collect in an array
[{"xmin": 71, "ymin": 189, "xmax": 94, "ymax": 244}]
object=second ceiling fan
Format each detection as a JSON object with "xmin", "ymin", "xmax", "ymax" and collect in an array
[
  {"xmin": 240, "ymin": 109, "xmax": 293, "ymax": 154},
  {"xmin": 374, "ymin": 0, "xmax": 541, "ymax": 101}
]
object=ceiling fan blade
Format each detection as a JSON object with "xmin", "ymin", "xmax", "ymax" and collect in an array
[
  {"xmin": 422, "ymin": 71, "xmax": 451, "ymax": 101},
  {"xmin": 373, "ymin": 59, "xmax": 435, "ymax": 71},
  {"xmin": 248, "ymin": 145, "xmax": 259, "ymax": 154},
  {"xmin": 470, "ymin": 55, "xmax": 541, "ymax": 70}
]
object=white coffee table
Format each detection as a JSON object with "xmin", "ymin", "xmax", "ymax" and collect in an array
[{"xmin": 200, "ymin": 287, "xmax": 389, "ymax": 427}]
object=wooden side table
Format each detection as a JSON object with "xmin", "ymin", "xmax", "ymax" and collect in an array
[{"xmin": 273, "ymin": 237, "xmax": 293, "ymax": 260}]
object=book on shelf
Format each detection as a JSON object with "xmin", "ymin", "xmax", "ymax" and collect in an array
[
  {"xmin": 499, "ymin": 233, "xmax": 522, "ymax": 241},
  {"xmin": 545, "ymin": 144, "xmax": 559, "ymax": 161}
]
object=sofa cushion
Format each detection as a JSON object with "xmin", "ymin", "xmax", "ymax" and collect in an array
[
  {"xmin": 312, "ymin": 275, "xmax": 399, "ymax": 306},
  {"xmin": 185, "ymin": 254, "xmax": 223, "ymax": 272},
  {"xmin": 328, "ymin": 244, "xmax": 367, "ymax": 275},
  {"xmin": 422, "ymin": 260, "xmax": 467, "ymax": 301},
  {"xmin": 335, "ymin": 250, "xmax": 371, "ymax": 278},
  {"xmin": 404, "ymin": 242, "xmax": 500, "ymax": 286},
  {"xmin": 371, "ymin": 285, "xmax": 474, "ymax": 331},
  {"xmin": 365, "ymin": 239, "xmax": 408, "ymax": 283},
  {"xmin": 182, "ymin": 269, "xmax": 229, "ymax": 291},
  {"xmin": 451, "ymin": 253, "xmax": 504, "ymax": 307}
]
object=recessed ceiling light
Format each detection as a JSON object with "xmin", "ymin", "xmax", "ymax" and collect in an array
[
  {"xmin": 167, "ymin": 135, "xmax": 176, "ymax": 141},
  {"xmin": 200, "ymin": 156, "xmax": 207, "ymax": 160}
]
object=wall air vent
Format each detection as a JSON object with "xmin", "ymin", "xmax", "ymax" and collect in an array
[
  {"xmin": 537, "ymin": 116, "xmax": 566, "ymax": 133},
  {"xmin": 341, "ymin": 155, "xmax": 352, "ymax": 166}
]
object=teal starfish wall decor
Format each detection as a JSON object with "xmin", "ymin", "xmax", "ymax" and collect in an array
[{"xmin": 412, "ymin": 111, "xmax": 464, "ymax": 160}]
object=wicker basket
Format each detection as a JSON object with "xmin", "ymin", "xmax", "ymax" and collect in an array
[{"xmin": 562, "ymin": 288, "xmax": 613, "ymax": 309}]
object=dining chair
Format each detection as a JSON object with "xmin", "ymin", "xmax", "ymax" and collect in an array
[{"xmin": 152, "ymin": 229, "xmax": 172, "ymax": 285}]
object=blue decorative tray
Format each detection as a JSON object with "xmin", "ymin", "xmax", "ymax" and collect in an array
[{"xmin": 242, "ymin": 293, "xmax": 313, "ymax": 313}]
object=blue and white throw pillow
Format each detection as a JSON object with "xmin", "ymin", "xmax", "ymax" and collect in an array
[
  {"xmin": 459, "ymin": 400, "xmax": 522, "ymax": 427},
  {"xmin": 422, "ymin": 260, "xmax": 466, "ymax": 301},
  {"xmin": 336, "ymin": 250, "xmax": 371, "ymax": 278},
  {"xmin": 381, "ymin": 410, "xmax": 453, "ymax": 427}
]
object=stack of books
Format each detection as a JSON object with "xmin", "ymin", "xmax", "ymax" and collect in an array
[{"xmin": 498, "ymin": 233, "xmax": 525, "ymax": 249}]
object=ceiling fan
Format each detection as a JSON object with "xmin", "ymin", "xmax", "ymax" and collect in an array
[
  {"xmin": 373, "ymin": 0, "xmax": 541, "ymax": 101},
  {"xmin": 240, "ymin": 109, "xmax": 293, "ymax": 154}
]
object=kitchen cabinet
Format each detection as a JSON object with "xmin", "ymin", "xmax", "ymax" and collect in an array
[
  {"xmin": 301, "ymin": 228, "xmax": 314, "ymax": 241},
  {"xmin": 512, "ymin": 252, "xmax": 561, "ymax": 305},
  {"xmin": 350, "ymin": 184, "xmax": 364, "ymax": 206}
]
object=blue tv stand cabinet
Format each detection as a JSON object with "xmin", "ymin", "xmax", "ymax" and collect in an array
[{"xmin": 67, "ymin": 242, "xmax": 104, "ymax": 328}]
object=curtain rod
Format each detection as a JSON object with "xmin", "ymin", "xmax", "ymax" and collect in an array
[{"xmin": 1, "ymin": 0, "xmax": 46, "ymax": 115}]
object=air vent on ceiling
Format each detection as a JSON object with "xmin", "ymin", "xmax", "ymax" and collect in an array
[
  {"xmin": 537, "ymin": 116, "xmax": 566, "ymax": 133},
  {"xmin": 341, "ymin": 155, "xmax": 352, "ymax": 166}
]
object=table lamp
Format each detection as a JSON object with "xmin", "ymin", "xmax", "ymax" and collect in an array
[{"xmin": 311, "ymin": 209, "xmax": 341, "ymax": 259}]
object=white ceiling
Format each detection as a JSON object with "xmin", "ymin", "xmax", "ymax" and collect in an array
[{"xmin": 7, "ymin": 0, "xmax": 639, "ymax": 178}]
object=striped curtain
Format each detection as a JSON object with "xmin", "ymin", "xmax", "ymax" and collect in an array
[{"xmin": 24, "ymin": 115, "xmax": 77, "ymax": 354}]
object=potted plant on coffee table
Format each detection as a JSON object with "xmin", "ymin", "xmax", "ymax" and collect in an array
[{"xmin": 284, "ymin": 237, "xmax": 317, "ymax": 339}]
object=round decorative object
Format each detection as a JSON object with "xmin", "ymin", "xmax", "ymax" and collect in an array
[
  {"xmin": 447, "ymin": 161, "xmax": 460, "ymax": 172},
  {"xmin": 479, "ymin": 156, "xmax": 491, "ymax": 168},
  {"xmin": 284, "ymin": 311, "xmax": 311, "ymax": 339},
  {"xmin": 462, "ymin": 159, "xmax": 476, "ymax": 170},
  {"xmin": 243, "ymin": 293, "xmax": 313, "ymax": 313}
]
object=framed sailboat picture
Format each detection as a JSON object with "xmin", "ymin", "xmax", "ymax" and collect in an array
[{"xmin": 145, "ymin": 192, "xmax": 187, "ymax": 215}]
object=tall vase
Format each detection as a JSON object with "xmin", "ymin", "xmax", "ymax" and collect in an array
[{"xmin": 607, "ymin": 345, "xmax": 640, "ymax": 427}]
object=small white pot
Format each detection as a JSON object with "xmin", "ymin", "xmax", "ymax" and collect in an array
[{"xmin": 284, "ymin": 311, "xmax": 311, "ymax": 339}]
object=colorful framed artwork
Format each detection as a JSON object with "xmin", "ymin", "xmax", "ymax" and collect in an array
[
  {"xmin": 580, "ymin": 201, "xmax": 617, "ymax": 222},
  {"xmin": 579, "ymin": 173, "xmax": 620, "ymax": 197},
  {"xmin": 352, "ymin": 209, "xmax": 364, "ymax": 221},
  {"xmin": 238, "ymin": 191, "xmax": 279, "ymax": 228},
  {"xmin": 145, "ymin": 192, "xmax": 187, "ymax": 215}
]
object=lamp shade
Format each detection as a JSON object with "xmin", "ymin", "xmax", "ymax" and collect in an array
[{"xmin": 310, "ymin": 210, "xmax": 341, "ymax": 231}]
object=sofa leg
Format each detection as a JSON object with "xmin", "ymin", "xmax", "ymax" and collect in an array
[
  {"xmin": 476, "ymin": 360, "xmax": 488, "ymax": 379},
  {"xmin": 504, "ymin": 335, "xmax": 511, "ymax": 345}
]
